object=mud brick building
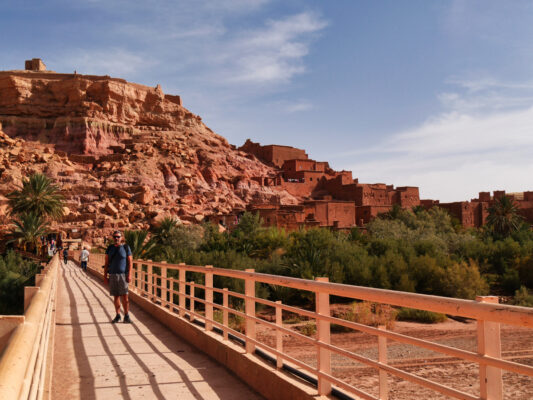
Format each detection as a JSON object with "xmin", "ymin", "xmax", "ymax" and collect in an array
[
  {"xmin": 219, "ymin": 141, "xmax": 533, "ymax": 231},
  {"xmin": 422, "ymin": 191, "xmax": 533, "ymax": 228},
  {"xmin": 25, "ymin": 58, "xmax": 47, "ymax": 71},
  {"xmin": 240, "ymin": 139, "xmax": 308, "ymax": 168},
  {"xmin": 226, "ymin": 140, "xmax": 421, "ymax": 230}
]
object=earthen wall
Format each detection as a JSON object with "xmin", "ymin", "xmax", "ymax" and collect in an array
[
  {"xmin": 355, "ymin": 205, "xmax": 392, "ymax": 224},
  {"xmin": 239, "ymin": 140, "xmax": 308, "ymax": 168}
]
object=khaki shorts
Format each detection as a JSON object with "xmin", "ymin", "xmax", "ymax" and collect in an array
[{"xmin": 109, "ymin": 273, "xmax": 128, "ymax": 296}]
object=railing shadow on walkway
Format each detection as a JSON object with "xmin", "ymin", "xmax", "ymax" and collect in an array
[
  {"xmin": 61, "ymin": 265, "xmax": 125, "ymax": 400},
  {"xmin": 59, "ymin": 262, "xmax": 258, "ymax": 400}
]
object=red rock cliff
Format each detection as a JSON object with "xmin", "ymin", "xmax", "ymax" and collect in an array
[{"xmin": 0, "ymin": 68, "xmax": 297, "ymax": 245}]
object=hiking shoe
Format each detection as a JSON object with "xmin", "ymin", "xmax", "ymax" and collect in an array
[
  {"xmin": 123, "ymin": 314, "xmax": 132, "ymax": 324},
  {"xmin": 112, "ymin": 314, "xmax": 121, "ymax": 323}
]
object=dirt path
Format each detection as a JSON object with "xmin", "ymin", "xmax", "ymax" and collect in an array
[{"xmin": 52, "ymin": 261, "xmax": 263, "ymax": 400}]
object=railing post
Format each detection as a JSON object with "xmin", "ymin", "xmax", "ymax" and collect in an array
[
  {"xmin": 245, "ymin": 268, "xmax": 256, "ymax": 353},
  {"xmin": 477, "ymin": 296, "xmax": 502, "ymax": 400},
  {"xmin": 24, "ymin": 287, "xmax": 39, "ymax": 311},
  {"xmin": 378, "ymin": 325, "xmax": 388, "ymax": 400},
  {"xmin": 315, "ymin": 277, "xmax": 331, "ymax": 396},
  {"xmin": 140, "ymin": 261, "xmax": 146, "ymax": 293},
  {"xmin": 140, "ymin": 268, "xmax": 145, "ymax": 294},
  {"xmin": 132, "ymin": 262, "xmax": 138, "ymax": 292},
  {"xmin": 189, "ymin": 281, "xmax": 195, "ymax": 319},
  {"xmin": 205, "ymin": 265, "xmax": 213, "ymax": 331},
  {"xmin": 223, "ymin": 288, "xmax": 229, "ymax": 340},
  {"xmin": 146, "ymin": 261, "xmax": 153, "ymax": 300},
  {"xmin": 35, "ymin": 273, "xmax": 44, "ymax": 286},
  {"xmin": 179, "ymin": 264, "xmax": 186, "ymax": 317},
  {"xmin": 138, "ymin": 263, "xmax": 142, "ymax": 292},
  {"xmin": 276, "ymin": 300, "xmax": 283, "ymax": 369},
  {"xmin": 160, "ymin": 261, "xmax": 167, "ymax": 306}
]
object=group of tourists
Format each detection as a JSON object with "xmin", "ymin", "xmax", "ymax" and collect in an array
[{"xmin": 42, "ymin": 235, "xmax": 61, "ymax": 257}]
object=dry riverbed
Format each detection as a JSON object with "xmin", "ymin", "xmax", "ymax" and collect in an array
[{"xmin": 255, "ymin": 308, "xmax": 533, "ymax": 399}]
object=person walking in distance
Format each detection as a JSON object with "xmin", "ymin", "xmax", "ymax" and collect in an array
[
  {"xmin": 104, "ymin": 231, "xmax": 133, "ymax": 323},
  {"xmin": 63, "ymin": 246, "xmax": 69, "ymax": 265},
  {"xmin": 80, "ymin": 246, "xmax": 90, "ymax": 271}
]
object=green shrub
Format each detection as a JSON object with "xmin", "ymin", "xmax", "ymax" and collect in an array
[
  {"xmin": 397, "ymin": 308, "xmax": 447, "ymax": 323},
  {"xmin": 518, "ymin": 256, "xmax": 533, "ymax": 289},
  {"xmin": 297, "ymin": 322, "xmax": 316, "ymax": 337},
  {"xmin": 0, "ymin": 251, "xmax": 40, "ymax": 314},
  {"xmin": 343, "ymin": 301, "xmax": 397, "ymax": 330},
  {"xmin": 442, "ymin": 260, "xmax": 489, "ymax": 299},
  {"xmin": 512, "ymin": 286, "xmax": 533, "ymax": 307},
  {"xmin": 213, "ymin": 307, "xmax": 246, "ymax": 333}
]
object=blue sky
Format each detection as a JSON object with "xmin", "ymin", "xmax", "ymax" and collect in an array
[{"xmin": 2, "ymin": 0, "xmax": 533, "ymax": 202}]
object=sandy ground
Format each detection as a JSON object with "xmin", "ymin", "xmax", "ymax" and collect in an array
[
  {"xmin": 52, "ymin": 261, "xmax": 263, "ymax": 400},
  {"xmin": 256, "ymin": 308, "xmax": 533, "ymax": 399}
]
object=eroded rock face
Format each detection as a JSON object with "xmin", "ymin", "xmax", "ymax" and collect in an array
[
  {"xmin": 0, "ymin": 71, "xmax": 190, "ymax": 155},
  {"xmin": 0, "ymin": 69, "xmax": 297, "ymax": 244}
]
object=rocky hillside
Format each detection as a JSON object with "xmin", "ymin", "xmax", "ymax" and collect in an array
[{"xmin": 0, "ymin": 69, "xmax": 296, "ymax": 244}]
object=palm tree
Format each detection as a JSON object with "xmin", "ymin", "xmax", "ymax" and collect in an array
[
  {"xmin": 7, "ymin": 173, "xmax": 64, "ymax": 220},
  {"xmin": 124, "ymin": 230, "xmax": 157, "ymax": 259},
  {"xmin": 486, "ymin": 195, "xmax": 523, "ymax": 238},
  {"xmin": 151, "ymin": 217, "xmax": 180, "ymax": 245},
  {"xmin": 7, "ymin": 212, "xmax": 49, "ymax": 252}
]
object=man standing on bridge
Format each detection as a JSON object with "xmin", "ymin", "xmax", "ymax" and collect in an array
[{"xmin": 104, "ymin": 231, "xmax": 133, "ymax": 323}]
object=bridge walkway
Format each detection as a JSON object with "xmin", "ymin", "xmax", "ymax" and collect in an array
[{"xmin": 52, "ymin": 261, "xmax": 263, "ymax": 400}]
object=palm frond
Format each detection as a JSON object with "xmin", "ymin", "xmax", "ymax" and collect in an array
[
  {"xmin": 7, "ymin": 212, "xmax": 49, "ymax": 249},
  {"xmin": 7, "ymin": 173, "xmax": 64, "ymax": 220},
  {"xmin": 125, "ymin": 230, "xmax": 158, "ymax": 259}
]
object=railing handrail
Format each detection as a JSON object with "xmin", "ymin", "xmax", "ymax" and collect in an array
[
  {"xmin": 0, "ymin": 254, "xmax": 59, "ymax": 400},
  {"xmin": 78, "ymin": 251, "xmax": 533, "ymax": 400},
  {"xmin": 126, "ymin": 258, "xmax": 533, "ymax": 328}
]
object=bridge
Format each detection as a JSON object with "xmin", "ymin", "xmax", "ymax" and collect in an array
[{"xmin": 1, "ymin": 252, "xmax": 532, "ymax": 400}]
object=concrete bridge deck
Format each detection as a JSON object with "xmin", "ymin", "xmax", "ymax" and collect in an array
[{"xmin": 52, "ymin": 261, "xmax": 263, "ymax": 400}]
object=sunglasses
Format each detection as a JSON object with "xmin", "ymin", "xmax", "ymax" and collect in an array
[{"xmin": 113, "ymin": 236, "xmax": 121, "ymax": 239}]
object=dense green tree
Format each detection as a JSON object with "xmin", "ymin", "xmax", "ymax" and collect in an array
[
  {"xmin": 232, "ymin": 212, "xmax": 262, "ymax": 238},
  {"xmin": 0, "ymin": 251, "xmax": 40, "ymax": 314},
  {"xmin": 200, "ymin": 223, "xmax": 231, "ymax": 252},
  {"xmin": 513, "ymin": 286, "xmax": 533, "ymax": 307},
  {"xmin": 145, "ymin": 202, "xmax": 531, "ymax": 303},
  {"xmin": 412, "ymin": 205, "xmax": 425, "ymax": 215}
]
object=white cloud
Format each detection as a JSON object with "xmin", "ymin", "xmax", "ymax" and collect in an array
[
  {"xmin": 48, "ymin": 4, "xmax": 327, "ymax": 90},
  {"xmin": 438, "ymin": 77, "xmax": 533, "ymax": 112},
  {"xmin": 448, "ymin": 77, "xmax": 533, "ymax": 93},
  {"xmin": 343, "ymin": 102, "xmax": 533, "ymax": 202},
  {"xmin": 222, "ymin": 12, "xmax": 328, "ymax": 84}
]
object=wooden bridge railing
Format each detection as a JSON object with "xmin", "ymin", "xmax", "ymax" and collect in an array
[
  {"xmin": 0, "ymin": 254, "xmax": 59, "ymax": 400},
  {"xmin": 76, "ymin": 251, "xmax": 533, "ymax": 400}
]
